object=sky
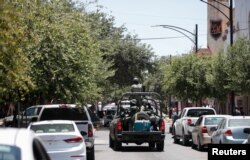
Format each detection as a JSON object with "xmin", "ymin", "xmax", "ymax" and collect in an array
[{"xmin": 82, "ymin": 0, "xmax": 208, "ymax": 57}]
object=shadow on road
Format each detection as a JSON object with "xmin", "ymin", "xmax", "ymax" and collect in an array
[{"xmin": 113, "ymin": 146, "xmax": 163, "ymax": 152}]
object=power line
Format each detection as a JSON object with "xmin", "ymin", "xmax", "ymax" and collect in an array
[{"xmin": 127, "ymin": 28, "xmax": 249, "ymax": 41}]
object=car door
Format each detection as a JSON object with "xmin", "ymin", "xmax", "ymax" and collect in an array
[
  {"xmin": 192, "ymin": 116, "xmax": 203, "ymax": 145},
  {"xmin": 213, "ymin": 119, "xmax": 225, "ymax": 144},
  {"xmin": 175, "ymin": 109, "xmax": 186, "ymax": 136}
]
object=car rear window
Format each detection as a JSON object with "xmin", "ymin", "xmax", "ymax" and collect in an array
[
  {"xmin": 30, "ymin": 123, "xmax": 75, "ymax": 133},
  {"xmin": 228, "ymin": 119, "xmax": 250, "ymax": 127},
  {"xmin": 0, "ymin": 145, "xmax": 21, "ymax": 160},
  {"xmin": 186, "ymin": 109, "xmax": 215, "ymax": 117},
  {"xmin": 205, "ymin": 117, "xmax": 224, "ymax": 125},
  {"xmin": 40, "ymin": 108, "xmax": 88, "ymax": 121}
]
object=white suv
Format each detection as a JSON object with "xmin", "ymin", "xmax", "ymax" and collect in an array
[{"xmin": 31, "ymin": 104, "xmax": 95, "ymax": 160}]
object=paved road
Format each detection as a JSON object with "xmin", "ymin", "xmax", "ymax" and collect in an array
[{"xmin": 94, "ymin": 122, "xmax": 207, "ymax": 160}]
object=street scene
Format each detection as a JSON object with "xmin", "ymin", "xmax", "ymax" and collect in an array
[{"xmin": 1, "ymin": 0, "xmax": 250, "ymax": 160}]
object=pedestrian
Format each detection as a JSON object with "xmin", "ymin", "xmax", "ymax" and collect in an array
[{"xmin": 233, "ymin": 107, "xmax": 241, "ymax": 116}]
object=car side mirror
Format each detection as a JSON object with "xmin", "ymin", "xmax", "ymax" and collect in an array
[
  {"xmin": 243, "ymin": 128, "xmax": 250, "ymax": 134},
  {"xmin": 210, "ymin": 127, "xmax": 217, "ymax": 132},
  {"xmin": 31, "ymin": 117, "xmax": 38, "ymax": 122}
]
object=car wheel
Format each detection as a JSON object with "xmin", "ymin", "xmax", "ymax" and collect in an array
[
  {"xmin": 197, "ymin": 137, "xmax": 203, "ymax": 151},
  {"xmin": 87, "ymin": 146, "xmax": 95, "ymax": 160},
  {"xmin": 109, "ymin": 134, "xmax": 114, "ymax": 148},
  {"xmin": 113, "ymin": 139, "xmax": 122, "ymax": 151},
  {"xmin": 182, "ymin": 130, "xmax": 189, "ymax": 146},
  {"xmin": 156, "ymin": 141, "xmax": 164, "ymax": 151},
  {"xmin": 191, "ymin": 138, "xmax": 196, "ymax": 149},
  {"xmin": 149, "ymin": 142, "xmax": 155, "ymax": 149},
  {"xmin": 173, "ymin": 128, "xmax": 180, "ymax": 143}
]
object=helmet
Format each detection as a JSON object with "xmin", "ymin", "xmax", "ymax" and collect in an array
[
  {"xmin": 142, "ymin": 98, "xmax": 148, "ymax": 104},
  {"xmin": 130, "ymin": 99, "xmax": 137, "ymax": 105},
  {"xmin": 133, "ymin": 77, "xmax": 139, "ymax": 84}
]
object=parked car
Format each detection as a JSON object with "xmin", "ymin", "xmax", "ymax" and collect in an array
[
  {"xmin": 173, "ymin": 107, "xmax": 216, "ymax": 145},
  {"xmin": 211, "ymin": 116, "xmax": 250, "ymax": 144},
  {"xmin": 0, "ymin": 128, "xmax": 51, "ymax": 160},
  {"xmin": 191, "ymin": 114, "xmax": 231, "ymax": 150},
  {"xmin": 30, "ymin": 104, "xmax": 95, "ymax": 160},
  {"xmin": 103, "ymin": 108, "xmax": 116, "ymax": 127},
  {"xmin": 4, "ymin": 105, "xmax": 42, "ymax": 127},
  {"xmin": 243, "ymin": 128, "xmax": 250, "ymax": 144},
  {"xmin": 109, "ymin": 92, "xmax": 165, "ymax": 151},
  {"xmin": 28, "ymin": 120, "xmax": 86, "ymax": 160}
]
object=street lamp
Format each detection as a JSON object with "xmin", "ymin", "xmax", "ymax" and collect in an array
[
  {"xmin": 200, "ymin": 0, "xmax": 233, "ymax": 46},
  {"xmin": 152, "ymin": 24, "xmax": 198, "ymax": 53},
  {"xmin": 200, "ymin": 0, "xmax": 234, "ymax": 115}
]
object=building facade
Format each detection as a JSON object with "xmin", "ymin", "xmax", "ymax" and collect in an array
[{"xmin": 207, "ymin": 0, "xmax": 250, "ymax": 115}]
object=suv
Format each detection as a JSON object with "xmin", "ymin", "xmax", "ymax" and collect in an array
[
  {"xmin": 31, "ymin": 104, "xmax": 95, "ymax": 160},
  {"xmin": 172, "ymin": 107, "xmax": 216, "ymax": 145},
  {"xmin": 109, "ymin": 92, "xmax": 165, "ymax": 151}
]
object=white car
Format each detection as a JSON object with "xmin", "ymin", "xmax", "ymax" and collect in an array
[
  {"xmin": 28, "ymin": 120, "xmax": 86, "ymax": 160},
  {"xmin": 0, "ymin": 128, "xmax": 51, "ymax": 160}
]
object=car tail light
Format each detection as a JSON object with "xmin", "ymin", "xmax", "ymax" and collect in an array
[
  {"xmin": 116, "ymin": 119, "xmax": 123, "ymax": 133},
  {"xmin": 71, "ymin": 155, "xmax": 84, "ymax": 158},
  {"xmin": 64, "ymin": 136, "xmax": 83, "ymax": 143},
  {"xmin": 224, "ymin": 130, "xmax": 232, "ymax": 136},
  {"xmin": 160, "ymin": 120, "xmax": 165, "ymax": 133},
  {"xmin": 187, "ymin": 119, "xmax": 192, "ymax": 125},
  {"xmin": 201, "ymin": 126, "xmax": 208, "ymax": 133},
  {"xmin": 88, "ymin": 124, "xmax": 93, "ymax": 137}
]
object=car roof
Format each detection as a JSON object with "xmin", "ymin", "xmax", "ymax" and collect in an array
[
  {"xmin": 30, "ymin": 120, "xmax": 75, "ymax": 125},
  {"xmin": 0, "ymin": 128, "xmax": 34, "ymax": 146},
  {"xmin": 185, "ymin": 107, "xmax": 215, "ymax": 109},
  {"xmin": 228, "ymin": 116, "xmax": 250, "ymax": 119},
  {"xmin": 201, "ymin": 114, "xmax": 231, "ymax": 118},
  {"xmin": 39, "ymin": 104, "xmax": 78, "ymax": 107}
]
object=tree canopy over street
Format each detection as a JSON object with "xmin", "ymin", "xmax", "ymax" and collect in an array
[{"xmin": 0, "ymin": 0, "xmax": 155, "ymax": 106}]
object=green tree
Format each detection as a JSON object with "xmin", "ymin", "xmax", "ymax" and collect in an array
[
  {"xmin": 225, "ymin": 38, "xmax": 250, "ymax": 93},
  {"xmin": 0, "ymin": 0, "xmax": 34, "ymax": 103}
]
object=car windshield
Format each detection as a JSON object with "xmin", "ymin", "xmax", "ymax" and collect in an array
[
  {"xmin": 228, "ymin": 119, "xmax": 250, "ymax": 127},
  {"xmin": 0, "ymin": 145, "xmax": 21, "ymax": 160},
  {"xmin": 30, "ymin": 123, "xmax": 75, "ymax": 133},
  {"xmin": 204, "ymin": 117, "xmax": 224, "ymax": 125},
  {"xmin": 40, "ymin": 108, "xmax": 88, "ymax": 121},
  {"xmin": 186, "ymin": 109, "xmax": 215, "ymax": 117}
]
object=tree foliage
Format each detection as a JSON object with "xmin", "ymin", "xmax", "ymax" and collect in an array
[{"xmin": 0, "ymin": 0, "xmax": 155, "ymax": 105}]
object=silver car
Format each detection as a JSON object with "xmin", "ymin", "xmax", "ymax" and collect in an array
[
  {"xmin": 191, "ymin": 115, "xmax": 231, "ymax": 150},
  {"xmin": 211, "ymin": 116, "xmax": 250, "ymax": 144}
]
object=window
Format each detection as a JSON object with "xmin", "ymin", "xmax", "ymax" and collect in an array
[
  {"xmin": 40, "ymin": 108, "xmax": 88, "ymax": 121},
  {"xmin": 186, "ymin": 109, "xmax": 215, "ymax": 117},
  {"xmin": 30, "ymin": 123, "xmax": 75, "ymax": 133},
  {"xmin": 229, "ymin": 119, "xmax": 250, "ymax": 127},
  {"xmin": 205, "ymin": 117, "xmax": 224, "ymax": 125},
  {"xmin": 24, "ymin": 107, "xmax": 36, "ymax": 116},
  {"xmin": 0, "ymin": 145, "xmax": 21, "ymax": 160}
]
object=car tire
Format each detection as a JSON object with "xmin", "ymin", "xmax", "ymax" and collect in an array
[
  {"xmin": 173, "ymin": 128, "xmax": 180, "ymax": 143},
  {"xmin": 191, "ymin": 138, "xmax": 196, "ymax": 149},
  {"xmin": 182, "ymin": 129, "xmax": 189, "ymax": 146},
  {"xmin": 156, "ymin": 141, "xmax": 164, "ymax": 151},
  {"xmin": 113, "ymin": 139, "xmax": 121, "ymax": 151},
  {"xmin": 109, "ymin": 134, "xmax": 114, "ymax": 148},
  {"xmin": 87, "ymin": 146, "xmax": 95, "ymax": 160},
  {"xmin": 197, "ymin": 137, "xmax": 203, "ymax": 151},
  {"xmin": 149, "ymin": 142, "xmax": 155, "ymax": 149}
]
